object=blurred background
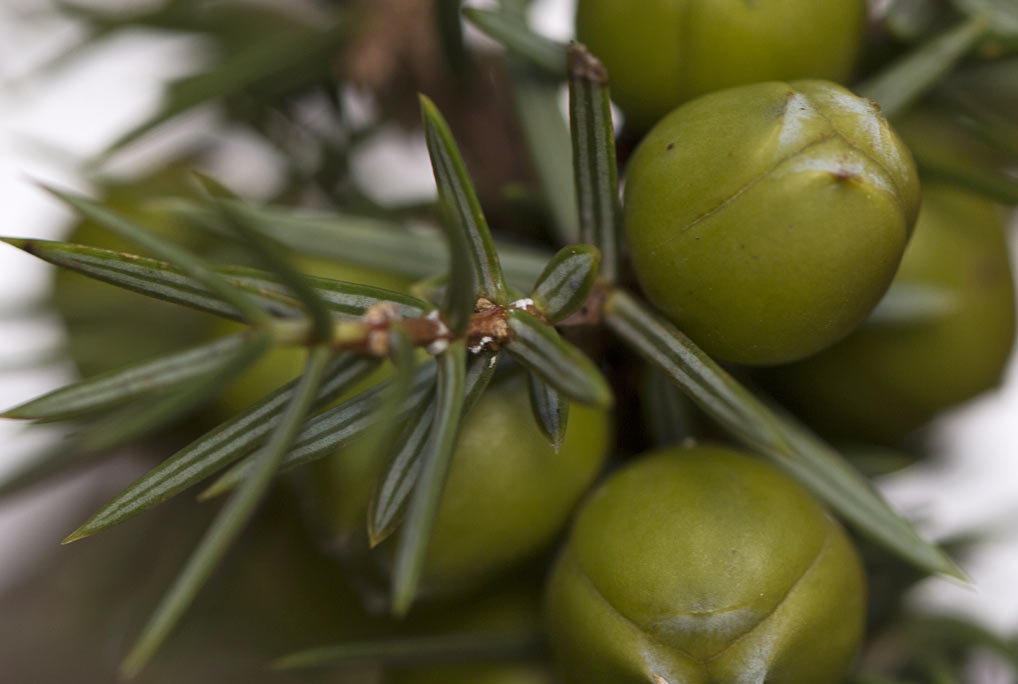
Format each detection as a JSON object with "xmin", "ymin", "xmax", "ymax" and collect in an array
[{"xmin": 1, "ymin": 0, "xmax": 1018, "ymax": 674}]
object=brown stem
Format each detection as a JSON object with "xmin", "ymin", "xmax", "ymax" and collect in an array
[{"xmin": 325, "ymin": 287, "xmax": 609, "ymax": 358}]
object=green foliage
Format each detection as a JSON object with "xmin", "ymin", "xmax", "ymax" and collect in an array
[{"xmin": 2, "ymin": 1, "xmax": 1018, "ymax": 682}]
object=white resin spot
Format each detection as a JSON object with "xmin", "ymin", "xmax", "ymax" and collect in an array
[
  {"xmin": 510, "ymin": 297, "xmax": 535, "ymax": 309},
  {"xmin": 653, "ymin": 607, "xmax": 760, "ymax": 645},
  {"xmin": 468, "ymin": 335, "xmax": 494, "ymax": 354},
  {"xmin": 814, "ymin": 87, "xmax": 883, "ymax": 147},
  {"xmin": 777, "ymin": 92, "xmax": 821, "ymax": 157},
  {"xmin": 426, "ymin": 339, "xmax": 450, "ymax": 355},
  {"xmin": 781, "ymin": 153, "xmax": 894, "ymax": 194},
  {"xmin": 425, "ymin": 309, "xmax": 451, "ymax": 338}
]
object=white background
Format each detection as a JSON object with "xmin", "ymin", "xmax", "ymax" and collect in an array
[{"xmin": 2, "ymin": 0, "xmax": 1018, "ymax": 636}]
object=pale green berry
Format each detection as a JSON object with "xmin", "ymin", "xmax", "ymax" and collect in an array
[
  {"xmin": 575, "ymin": 0, "xmax": 866, "ymax": 130},
  {"xmin": 767, "ymin": 181, "xmax": 1016, "ymax": 444},
  {"xmin": 545, "ymin": 444, "xmax": 866, "ymax": 684},
  {"xmin": 624, "ymin": 80, "xmax": 920, "ymax": 365}
]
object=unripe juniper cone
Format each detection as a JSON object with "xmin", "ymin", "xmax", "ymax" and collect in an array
[
  {"xmin": 575, "ymin": 0, "xmax": 866, "ymax": 130},
  {"xmin": 624, "ymin": 80, "xmax": 921, "ymax": 366},
  {"xmin": 545, "ymin": 444, "xmax": 866, "ymax": 684},
  {"xmin": 766, "ymin": 182, "xmax": 1017, "ymax": 445},
  {"xmin": 310, "ymin": 371, "xmax": 612, "ymax": 600}
]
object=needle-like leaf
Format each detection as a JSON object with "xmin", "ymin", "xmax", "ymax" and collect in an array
[
  {"xmin": 366, "ymin": 402, "xmax": 436, "ymax": 548},
  {"xmin": 510, "ymin": 75, "xmax": 580, "ymax": 245},
  {"xmin": 101, "ymin": 16, "xmax": 348, "ymax": 158},
  {"xmin": 213, "ymin": 199, "xmax": 334, "ymax": 343},
  {"xmin": 879, "ymin": 0, "xmax": 944, "ymax": 40},
  {"xmin": 342, "ymin": 326, "xmax": 417, "ymax": 504},
  {"xmin": 526, "ymin": 372, "xmax": 569, "ymax": 452},
  {"xmin": 505, "ymin": 308, "xmax": 612, "ymax": 408},
  {"xmin": 0, "ymin": 330, "xmax": 272, "ymax": 500},
  {"xmin": 896, "ymin": 103, "xmax": 1018, "ymax": 204},
  {"xmin": 165, "ymin": 199, "xmax": 550, "ymax": 289},
  {"xmin": 189, "ymin": 171, "xmax": 239, "ymax": 200},
  {"xmin": 641, "ymin": 366, "xmax": 697, "ymax": 448},
  {"xmin": 364, "ymin": 405, "xmax": 435, "ymax": 550},
  {"xmin": 63, "ymin": 354, "xmax": 380, "ymax": 543},
  {"xmin": 937, "ymin": 60, "xmax": 1018, "ymax": 157},
  {"xmin": 420, "ymin": 94, "xmax": 508, "ymax": 322},
  {"xmin": 120, "ymin": 344, "xmax": 331, "ymax": 678},
  {"xmin": 603, "ymin": 289, "xmax": 963, "ymax": 580},
  {"xmin": 224, "ymin": 265, "xmax": 429, "ymax": 319},
  {"xmin": 274, "ymin": 630, "xmax": 541, "ymax": 669},
  {"xmin": 3, "ymin": 334, "xmax": 250, "ymax": 421},
  {"xmin": 437, "ymin": 0, "xmax": 469, "ymax": 78},
  {"xmin": 1, "ymin": 238, "xmax": 296, "ymax": 320},
  {"xmin": 916, "ymin": 157, "xmax": 1018, "ymax": 205},
  {"xmin": 199, "ymin": 362, "xmax": 439, "ymax": 498},
  {"xmin": 0, "ymin": 239, "xmax": 428, "ymax": 321},
  {"xmin": 568, "ymin": 43, "xmax": 621, "ymax": 282},
  {"xmin": 41, "ymin": 187, "xmax": 271, "ymax": 325},
  {"xmin": 462, "ymin": 7, "xmax": 567, "ymax": 78},
  {"xmin": 954, "ymin": 0, "xmax": 1018, "ymax": 34},
  {"xmin": 367, "ymin": 350, "xmax": 499, "ymax": 547},
  {"xmin": 390, "ymin": 340, "xmax": 467, "ymax": 615},
  {"xmin": 858, "ymin": 13, "xmax": 991, "ymax": 117},
  {"xmin": 76, "ymin": 331, "xmax": 272, "ymax": 455},
  {"xmin": 530, "ymin": 244, "xmax": 601, "ymax": 323}
]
